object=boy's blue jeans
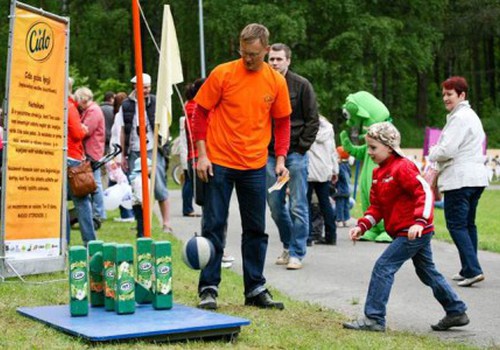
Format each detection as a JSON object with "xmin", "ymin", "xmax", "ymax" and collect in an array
[{"xmin": 364, "ymin": 233, "xmax": 467, "ymax": 326}]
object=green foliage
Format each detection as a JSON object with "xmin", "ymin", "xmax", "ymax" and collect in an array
[
  {"xmin": 1, "ymin": 0, "xmax": 500, "ymax": 147},
  {"xmin": 94, "ymin": 78, "xmax": 129, "ymax": 103}
]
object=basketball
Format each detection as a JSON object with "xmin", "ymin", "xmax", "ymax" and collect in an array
[{"xmin": 182, "ymin": 235, "xmax": 215, "ymax": 270}]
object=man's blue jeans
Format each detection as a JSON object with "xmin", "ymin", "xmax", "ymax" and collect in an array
[
  {"xmin": 266, "ymin": 153, "xmax": 309, "ymax": 260},
  {"xmin": 307, "ymin": 181, "xmax": 337, "ymax": 242},
  {"xmin": 91, "ymin": 167, "xmax": 106, "ymax": 219},
  {"xmin": 182, "ymin": 165, "xmax": 194, "ymax": 215},
  {"xmin": 67, "ymin": 159, "xmax": 96, "ymax": 246},
  {"xmin": 199, "ymin": 164, "xmax": 268, "ymax": 298},
  {"xmin": 364, "ymin": 233, "xmax": 467, "ymax": 327},
  {"xmin": 444, "ymin": 187, "xmax": 485, "ymax": 278}
]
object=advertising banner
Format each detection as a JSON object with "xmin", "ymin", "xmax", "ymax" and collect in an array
[{"xmin": 1, "ymin": 2, "xmax": 68, "ymax": 272}]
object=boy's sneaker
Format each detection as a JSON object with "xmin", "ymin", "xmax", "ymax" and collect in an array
[
  {"xmin": 343, "ymin": 317, "xmax": 385, "ymax": 332},
  {"xmin": 457, "ymin": 274, "xmax": 484, "ymax": 287},
  {"xmin": 198, "ymin": 289, "xmax": 217, "ymax": 310},
  {"xmin": 431, "ymin": 312, "xmax": 469, "ymax": 331},
  {"xmin": 275, "ymin": 250, "xmax": 289, "ymax": 265},
  {"xmin": 245, "ymin": 290, "xmax": 284, "ymax": 310}
]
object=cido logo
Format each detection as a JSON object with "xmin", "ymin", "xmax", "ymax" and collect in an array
[{"xmin": 25, "ymin": 21, "xmax": 54, "ymax": 62}]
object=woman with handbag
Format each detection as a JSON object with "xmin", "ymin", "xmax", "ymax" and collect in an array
[
  {"xmin": 429, "ymin": 76, "xmax": 489, "ymax": 287},
  {"xmin": 67, "ymin": 78, "xmax": 96, "ymax": 246}
]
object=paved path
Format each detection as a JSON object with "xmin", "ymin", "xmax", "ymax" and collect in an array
[{"xmin": 167, "ymin": 189, "xmax": 499, "ymax": 348}]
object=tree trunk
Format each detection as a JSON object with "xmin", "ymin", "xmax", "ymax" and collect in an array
[
  {"xmin": 484, "ymin": 35, "xmax": 496, "ymax": 104},
  {"xmin": 471, "ymin": 40, "xmax": 482, "ymax": 114},
  {"xmin": 416, "ymin": 71, "xmax": 428, "ymax": 126}
]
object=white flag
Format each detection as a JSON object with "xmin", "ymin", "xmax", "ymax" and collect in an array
[{"xmin": 155, "ymin": 5, "xmax": 183, "ymax": 145}]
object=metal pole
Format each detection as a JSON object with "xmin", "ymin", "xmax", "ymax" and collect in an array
[
  {"xmin": 132, "ymin": 0, "xmax": 151, "ymax": 237},
  {"xmin": 198, "ymin": 0, "xmax": 206, "ymax": 78}
]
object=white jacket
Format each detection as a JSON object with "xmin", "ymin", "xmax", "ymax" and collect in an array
[
  {"xmin": 307, "ymin": 116, "xmax": 338, "ymax": 182},
  {"xmin": 429, "ymin": 101, "xmax": 489, "ymax": 191}
]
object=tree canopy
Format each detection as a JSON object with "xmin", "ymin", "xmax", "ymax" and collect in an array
[{"xmin": 1, "ymin": 0, "xmax": 499, "ymax": 147}]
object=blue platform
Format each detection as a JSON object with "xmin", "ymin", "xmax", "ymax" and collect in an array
[{"xmin": 17, "ymin": 303, "xmax": 251, "ymax": 343}]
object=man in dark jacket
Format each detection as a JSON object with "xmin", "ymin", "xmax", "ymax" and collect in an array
[
  {"xmin": 100, "ymin": 91, "xmax": 115, "ymax": 154},
  {"xmin": 267, "ymin": 43, "xmax": 319, "ymax": 270}
]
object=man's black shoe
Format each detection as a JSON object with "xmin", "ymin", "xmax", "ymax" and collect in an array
[
  {"xmin": 198, "ymin": 289, "xmax": 217, "ymax": 310},
  {"xmin": 245, "ymin": 290, "xmax": 284, "ymax": 310},
  {"xmin": 431, "ymin": 312, "xmax": 469, "ymax": 331}
]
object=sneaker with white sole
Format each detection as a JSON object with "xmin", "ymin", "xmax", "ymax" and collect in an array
[
  {"xmin": 114, "ymin": 217, "xmax": 135, "ymax": 223},
  {"xmin": 451, "ymin": 273, "xmax": 465, "ymax": 281},
  {"xmin": 275, "ymin": 250, "xmax": 289, "ymax": 265},
  {"xmin": 222, "ymin": 254, "xmax": 235, "ymax": 263},
  {"xmin": 457, "ymin": 274, "xmax": 484, "ymax": 287},
  {"xmin": 286, "ymin": 257, "xmax": 302, "ymax": 270},
  {"xmin": 343, "ymin": 317, "xmax": 385, "ymax": 332}
]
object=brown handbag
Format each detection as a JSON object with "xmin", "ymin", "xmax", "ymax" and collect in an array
[
  {"xmin": 423, "ymin": 167, "xmax": 442, "ymax": 201},
  {"xmin": 67, "ymin": 160, "xmax": 97, "ymax": 197}
]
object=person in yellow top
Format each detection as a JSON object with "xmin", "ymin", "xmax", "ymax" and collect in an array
[{"xmin": 192, "ymin": 23, "xmax": 291, "ymax": 310}]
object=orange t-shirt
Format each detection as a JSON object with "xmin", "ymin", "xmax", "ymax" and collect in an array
[{"xmin": 194, "ymin": 59, "xmax": 291, "ymax": 170}]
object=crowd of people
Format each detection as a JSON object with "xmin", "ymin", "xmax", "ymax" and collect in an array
[{"xmin": 60, "ymin": 23, "xmax": 490, "ymax": 332}]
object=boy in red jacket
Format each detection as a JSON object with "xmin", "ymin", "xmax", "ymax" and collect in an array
[{"xmin": 343, "ymin": 122, "xmax": 468, "ymax": 332}]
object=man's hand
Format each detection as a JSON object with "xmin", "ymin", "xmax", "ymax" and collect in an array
[
  {"xmin": 407, "ymin": 224, "xmax": 423, "ymax": 241},
  {"xmin": 275, "ymin": 155, "xmax": 289, "ymax": 178},
  {"xmin": 197, "ymin": 154, "xmax": 213, "ymax": 183}
]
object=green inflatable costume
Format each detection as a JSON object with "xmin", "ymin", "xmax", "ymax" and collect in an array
[{"xmin": 340, "ymin": 91, "xmax": 392, "ymax": 242}]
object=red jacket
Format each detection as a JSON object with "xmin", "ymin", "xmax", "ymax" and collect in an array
[
  {"xmin": 357, "ymin": 155, "xmax": 434, "ymax": 238},
  {"xmin": 67, "ymin": 97, "xmax": 86, "ymax": 160},
  {"xmin": 81, "ymin": 102, "xmax": 105, "ymax": 161},
  {"xmin": 184, "ymin": 100, "xmax": 199, "ymax": 161}
]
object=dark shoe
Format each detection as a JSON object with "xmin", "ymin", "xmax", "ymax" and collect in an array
[
  {"xmin": 198, "ymin": 289, "xmax": 217, "ymax": 310},
  {"xmin": 343, "ymin": 317, "xmax": 385, "ymax": 332},
  {"xmin": 457, "ymin": 274, "xmax": 484, "ymax": 287},
  {"xmin": 245, "ymin": 290, "xmax": 284, "ymax": 310},
  {"xmin": 431, "ymin": 312, "xmax": 469, "ymax": 331},
  {"xmin": 316, "ymin": 238, "xmax": 336, "ymax": 245},
  {"xmin": 306, "ymin": 240, "xmax": 314, "ymax": 247}
]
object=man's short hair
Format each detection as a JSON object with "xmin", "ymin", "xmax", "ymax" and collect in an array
[
  {"xmin": 104, "ymin": 91, "xmax": 115, "ymax": 102},
  {"xmin": 270, "ymin": 43, "xmax": 292, "ymax": 59},
  {"xmin": 240, "ymin": 23, "xmax": 269, "ymax": 47}
]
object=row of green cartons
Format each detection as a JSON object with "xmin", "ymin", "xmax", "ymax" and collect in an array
[{"xmin": 69, "ymin": 238, "xmax": 172, "ymax": 317}]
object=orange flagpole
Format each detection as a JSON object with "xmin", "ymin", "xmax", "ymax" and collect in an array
[{"xmin": 132, "ymin": 0, "xmax": 151, "ymax": 237}]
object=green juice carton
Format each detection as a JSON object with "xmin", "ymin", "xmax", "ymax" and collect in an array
[
  {"xmin": 136, "ymin": 238, "xmax": 153, "ymax": 304},
  {"xmin": 152, "ymin": 241, "xmax": 173, "ymax": 310},
  {"xmin": 115, "ymin": 244, "xmax": 135, "ymax": 314},
  {"xmin": 69, "ymin": 246, "xmax": 88, "ymax": 316},
  {"xmin": 103, "ymin": 243, "xmax": 117, "ymax": 311},
  {"xmin": 88, "ymin": 240, "xmax": 104, "ymax": 307}
]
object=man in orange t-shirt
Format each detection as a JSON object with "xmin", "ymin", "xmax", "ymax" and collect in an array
[{"xmin": 192, "ymin": 23, "xmax": 291, "ymax": 311}]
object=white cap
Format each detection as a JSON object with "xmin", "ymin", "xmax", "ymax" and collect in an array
[{"xmin": 130, "ymin": 73, "xmax": 151, "ymax": 86}]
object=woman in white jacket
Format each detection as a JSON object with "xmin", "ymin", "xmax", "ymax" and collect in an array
[
  {"xmin": 429, "ymin": 76, "xmax": 489, "ymax": 287},
  {"xmin": 306, "ymin": 115, "xmax": 339, "ymax": 245}
]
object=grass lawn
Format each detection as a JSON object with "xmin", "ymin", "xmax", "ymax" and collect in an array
[{"xmin": 0, "ymin": 210, "xmax": 480, "ymax": 349}]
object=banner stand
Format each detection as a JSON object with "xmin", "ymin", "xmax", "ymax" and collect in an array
[{"xmin": 0, "ymin": 1, "xmax": 69, "ymax": 279}]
